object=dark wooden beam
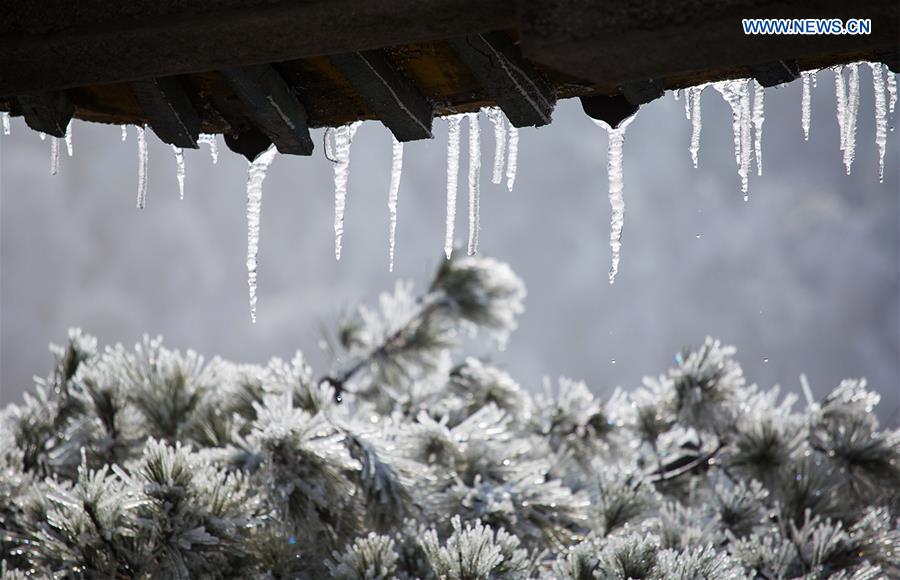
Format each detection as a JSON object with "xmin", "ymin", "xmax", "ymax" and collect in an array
[
  {"xmin": 221, "ymin": 65, "xmax": 314, "ymax": 156},
  {"xmin": 131, "ymin": 77, "xmax": 202, "ymax": 148},
  {"xmin": 15, "ymin": 92, "xmax": 74, "ymax": 137},
  {"xmin": 518, "ymin": 0, "xmax": 898, "ymax": 86},
  {"xmin": 0, "ymin": 0, "xmax": 514, "ymax": 96},
  {"xmin": 449, "ymin": 32, "xmax": 555, "ymax": 127},
  {"xmin": 580, "ymin": 95, "xmax": 638, "ymax": 129},
  {"xmin": 620, "ymin": 79, "xmax": 665, "ymax": 106},
  {"xmin": 751, "ymin": 61, "xmax": 799, "ymax": 87},
  {"xmin": 330, "ymin": 50, "xmax": 433, "ymax": 142},
  {"xmin": 224, "ymin": 129, "xmax": 274, "ymax": 162}
]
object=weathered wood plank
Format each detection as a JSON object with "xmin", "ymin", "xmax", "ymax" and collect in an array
[
  {"xmin": 751, "ymin": 61, "xmax": 799, "ymax": 87},
  {"xmin": 15, "ymin": 92, "xmax": 74, "ymax": 137},
  {"xmin": 330, "ymin": 50, "xmax": 433, "ymax": 141},
  {"xmin": 221, "ymin": 65, "xmax": 314, "ymax": 156},
  {"xmin": 131, "ymin": 76, "xmax": 202, "ymax": 148}
]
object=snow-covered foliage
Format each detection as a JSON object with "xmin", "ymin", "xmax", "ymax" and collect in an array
[{"xmin": 1, "ymin": 257, "xmax": 898, "ymax": 579}]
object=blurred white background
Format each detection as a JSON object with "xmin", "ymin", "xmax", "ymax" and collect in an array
[{"xmin": 2, "ymin": 71, "xmax": 898, "ymax": 423}]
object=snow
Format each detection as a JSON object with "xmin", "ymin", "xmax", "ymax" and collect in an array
[
  {"xmin": 868, "ymin": 62, "xmax": 888, "ymax": 182},
  {"xmin": 50, "ymin": 137, "xmax": 60, "ymax": 175},
  {"xmin": 332, "ymin": 122, "xmax": 361, "ymax": 260},
  {"xmin": 752, "ymin": 81, "xmax": 765, "ymax": 177},
  {"xmin": 713, "ymin": 79, "xmax": 752, "ymax": 200},
  {"xmin": 689, "ymin": 85, "xmax": 704, "ymax": 168},
  {"xmin": 1, "ymin": 112, "xmax": 9, "ymax": 135},
  {"xmin": 593, "ymin": 114, "xmax": 636, "ymax": 285},
  {"xmin": 444, "ymin": 115, "xmax": 462, "ymax": 259},
  {"xmin": 387, "ymin": 136, "xmax": 403, "ymax": 272},
  {"xmin": 173, "ymin": 146, "xmax": 186, "ymax": 199},
  {"xmin": 506, "ymin": 125, "xmax": 519, "ymax": 192},
  {"xmin": 467, "ymin": 112, "xmax": 481, "ymax": 255},
  {"xmin": 198, "ymin": 134, "xmax": 219, "ymax": 164},
  {"xmin": 486, "ymin": 107, "xmax": 507, "ymax": 185},
  {"xmin": 245, "ymin": 145, "xmax": 278, "ymax": 324},
  {"xmin": 136, "ymin": 126, "xmax": 148, "ymax": 209}
]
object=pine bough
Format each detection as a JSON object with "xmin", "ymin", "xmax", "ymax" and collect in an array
[{"xmin": 1, "ymin": 257, "xmax": 898, "ymax": 579}]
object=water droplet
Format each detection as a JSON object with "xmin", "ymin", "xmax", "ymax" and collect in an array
[
  {"xmin": 763, "ymin": 358, "xmax": 769, "ymax": 363},
  {"xmin": 695, "ymin": 233, "xmax": 701, "ymax": 239}
]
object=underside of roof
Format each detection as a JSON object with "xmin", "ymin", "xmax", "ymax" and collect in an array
[{"xmin": 1, "ymin": 0, "xmax": 897, "ymax": 160}]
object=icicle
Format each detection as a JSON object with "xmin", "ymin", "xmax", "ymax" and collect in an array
[
  {"xmin": 444, "ymin": 115, "xmax": 462, "ymax": 259},
  {"xmin": 885, "ymin": 65, "xmax": 897, "ymax": 129},
  {"xmin": 842, "ymin": 63, "xmax": 860, "ymax": 175},
  {"xmin": 387, "ymin": 137, "xmax": 403, "ymax": 272},
  {"xmin": 714, "ymin": 80, "xmax": 752, "ymax": 199},
  {"xmin": 466, "ymin": 112, "xmax": 481, "ymax": 255},
  {"xmin": 801, "ymin": 71, "xmax": 813, "ymax": 141},
  {"xmin": 64, "ymin": 122, "xmax": 73, "ymax": 156},
  {"xmin": 593, "ymin": 115, "xmax": 635, "ymax": 285},
  {"xmin": 486, "ymin": 108, "xmax": 507, "ymax": 185},
  {"xmin": 245, "ymin": 145, "xmax": 278, "ymax": 324},
  {"xmin": 684, "ymin": 87, "xmax": 693, "ymax": 120},
  {"xmin": 198, "ymin": 134, "xmax": 219, "ymax": 163},
  {"xmin": 121, "ymin": 126, "xmax": 128, "ymax": 141},
  {"xmin": 752, "ymin": 81, "xmax": 765, "ymax": 177},
  {"xmin": 332, "ymin": 122, "xmax": 360, "ymax": 260},
  {"xmin": 1, "ymin": 112, "xmax": 10, "ymax": 135},
  {"xmin": 50, "ymin": 137, "xmax": 60, "ymax": 175},
  {"xmin": 506, "ymin": 125, "xmax": 519, "ymax": 192},
  {"xmin": 868, "ymin": 62, "xmax": 887, "ymax": 182},
  {"xmin": 172, "ymin": 146, "xmax": 186, "ymax": 199},
  {"xmin": 39, "ymin": 132, "xmax": 46, "ymax": 141},
  {"xmin": 673, "ymin": 88, "xmax": 681, "ymax": 101},
  {"xmin": 689, "ymin": 85, "xmax": 703, "ymax": 168},
  {"xmin": 136, "ymin": 126, "xmax": 148, "ymax": 209},
  {"xmin": 833, "ymin": 66, "xmax": 847, "ymax": 152}
]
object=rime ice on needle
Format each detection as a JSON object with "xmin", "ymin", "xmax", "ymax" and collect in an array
[
  {"xmin": 172, "ymin": 146, "xmax": 186, "ymax": 199},
  {"xmin": 198, "ymin": 134, "xmax": 219, "ymax": 164},
  {"xmin": 486, "ymin": 107, "xmax": 507, "ymax": 185},
  {"xmin": 752, "ymin": 81, "xmax": 765, "ymax": 177},
  {"xmin": 801, "ymin": 71, "xmax": 815, "ymax": 141},
  {"xmin": 593, "ymin": 114, "xmax": 635, "ymax": 285},
  {"xmin": 136, "ymin": 126, "xmax": 149, "ymax": 209},
  {"xmin": 868, "ymin": 62, "xmax": 888, "ymax": 182},
  {"xmin": 332, "ymin": 122, "xmax": 361, "ymax": 261},
  {"xmin": 387, "ymin": 136, "xmax": 403, "ymax": 272},
  {"xmin": 466, "ymin": 112, "xmax": 481, "ymax": 256},
  {"xmin": 506, "ymin": 125, "xmax": 519, "ymax": 192},
  {"xmin": 444, "ymin": 115, "xmax": 462, "ymax": 259},
  {"xmin": 246, "ymin": 145, "xmax": 278, "ymax": 324}
]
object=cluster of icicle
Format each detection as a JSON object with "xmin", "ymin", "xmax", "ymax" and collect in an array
[{"xmin": 2, "ymin": 63, "xmax": 895, "ymax": 321}]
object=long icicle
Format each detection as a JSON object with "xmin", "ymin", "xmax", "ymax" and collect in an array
[
  {"xmin": 486, "ymin": 108, "xmax": 507, "ymax": 185},
  {"xmin": 801, "ymin": 71, "xmax": 813, "ymax": 141},
  {"xmin": 466, "ymin": 112, "xmax": 482, "ymax": 256},
  {"xmin": 387, "ymin": 136, "xmax": 403, "ymax": 272},
  {"xmin": 714, "ymin": 80, "xmax": 752, "ymax": 199},
  {"xmin": 689, "ymin": 85, "xmax": 703, "ymax": 168},
  {"xmin": 752, "ymin": 81, "xmax": 765, "ymax": 177},
  {"xmin": 64, "ymin": 122, "xmax": 73, "ymax": 157},
  {"xmin": 1, "ymin": 112, "xmax": 9, "ymax": 135},
  {"xmin": 245, "ymin": 145, "xmax": 278, "ymax": 324},
  {"xmin": 684, "ymin": 87, "xmax": 693, "ymax": 120},
  {"xmin": 868, "ymin": 62, "xmax": 887, "ymax": 182},
  {"xmin": 50, "ymin": 137, "xmax": 60, "ymax": 175},
  {"xmin": 444, "ymin": 115, "xmax": 462, "ymax": 259},
  {"xmin": 739, "ymin": 80, "xmax": 752, "ymax": 198},
  {"xmin": 842, "ymin": 63, "xmax": 860, "ymax": 174},
  {"xmin": 172, "ymin": 146, "xmax": 186, "ymax": 199},
  {"xmin": 506, "ymin": 125, "xmax": 519, "ymax": 192},
  {"xmin": 594, "ymin": 115, "xmax": 635, "ymax": 285},
  {"xmin": 332, "ymin": 122, "xmax": 360, "ymax": 260},
  {"xmin": 136, "ymin": 126, "xmax": 148, "ymax": 208},
  {"xmin": 833, "ymin": 66, "xmax": 847, "ymax": 152}
]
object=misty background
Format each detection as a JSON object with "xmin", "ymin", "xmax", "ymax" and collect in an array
[{"xmin": 1, "ymin": 70, "xmax": 898, "ymax": 424}]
